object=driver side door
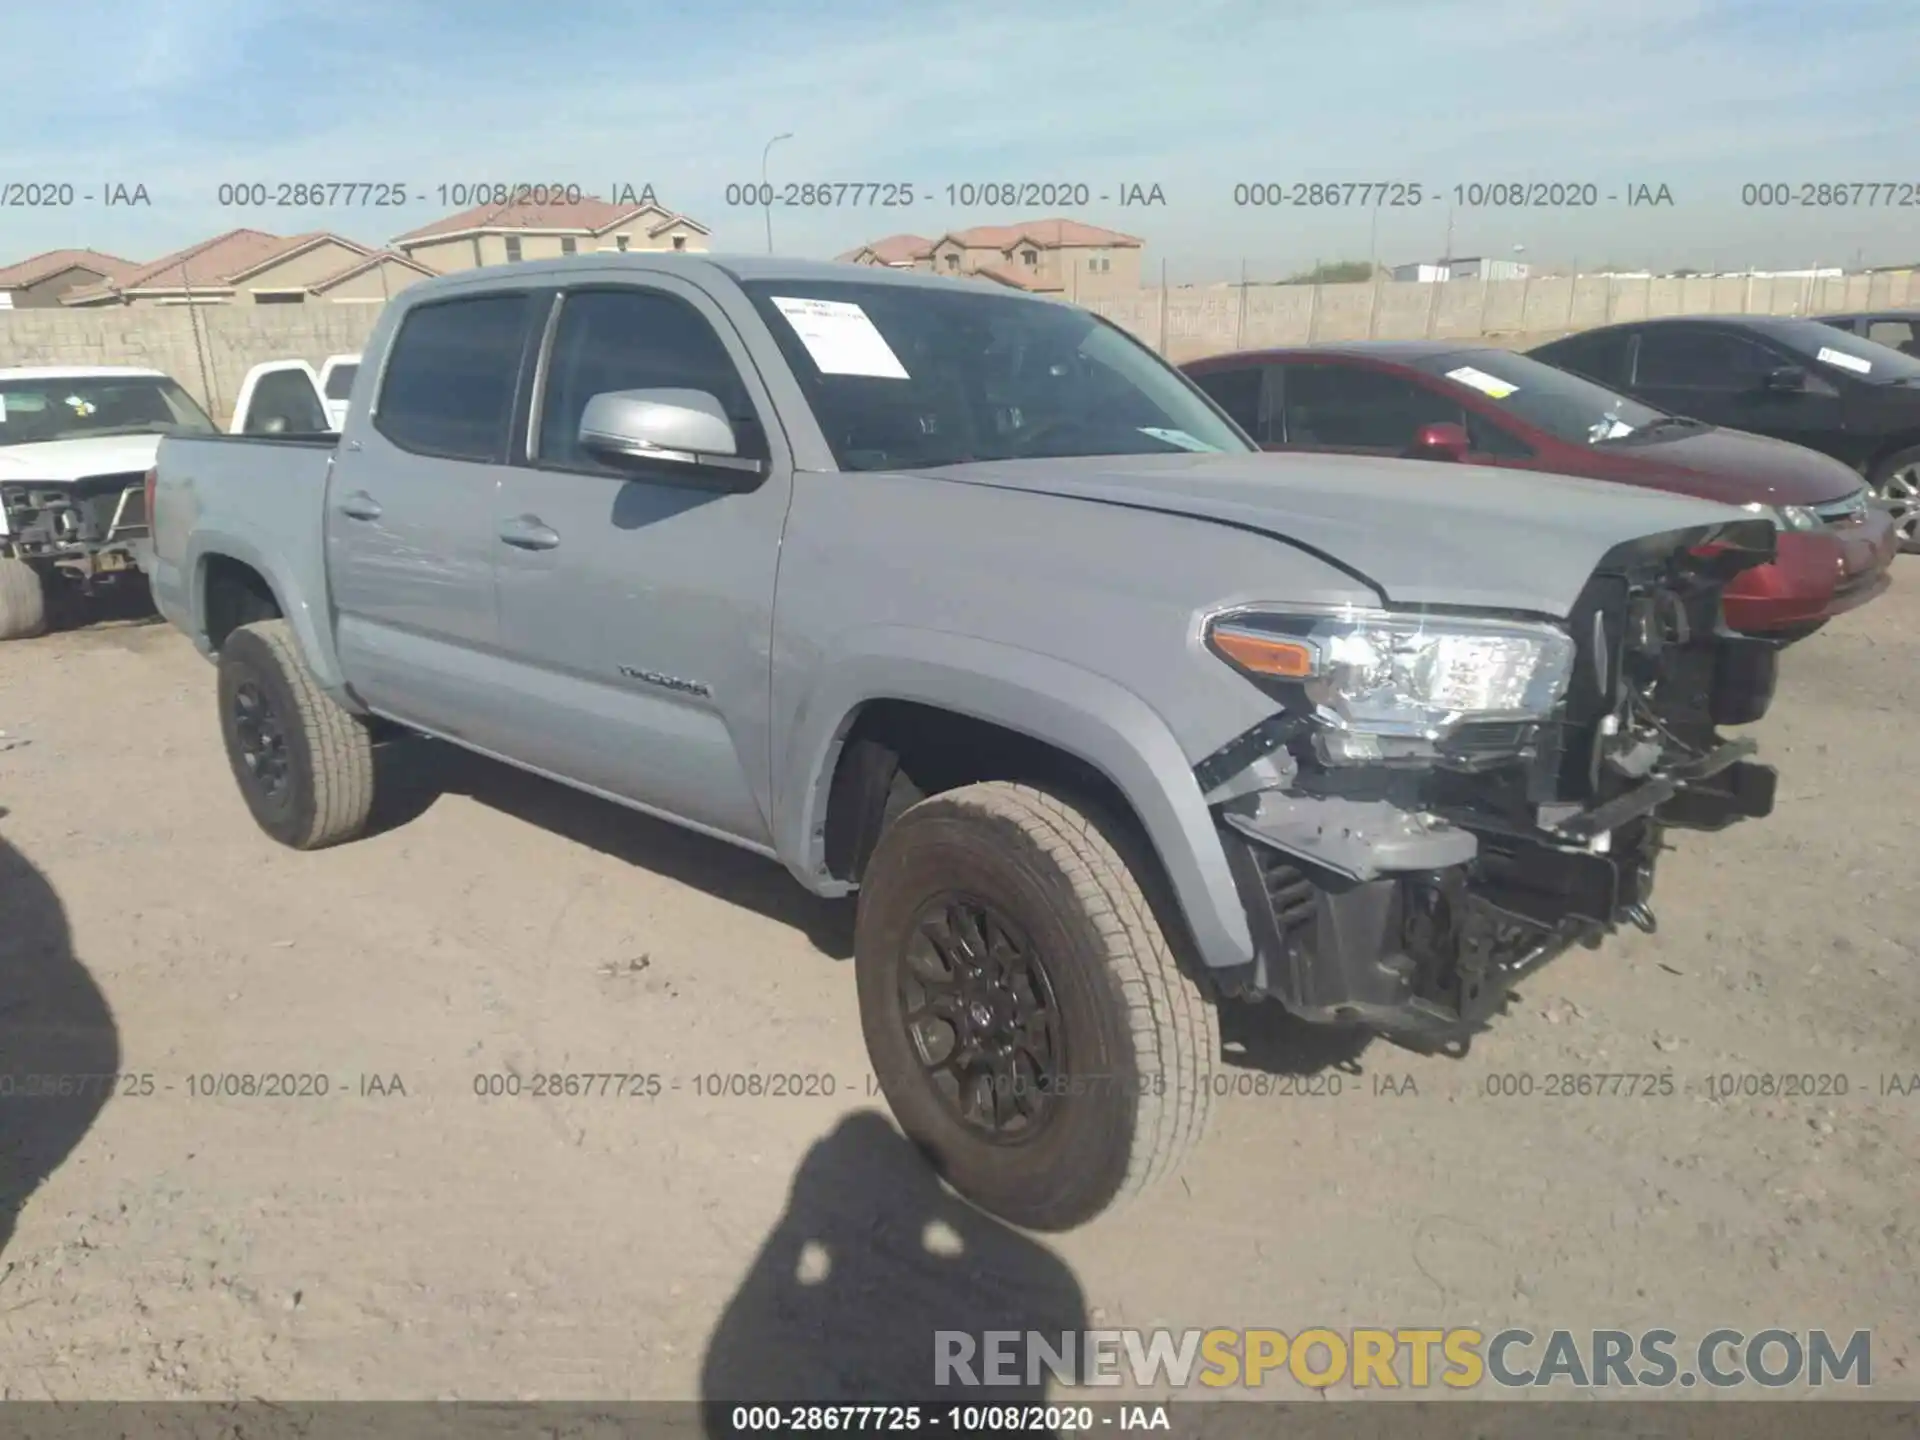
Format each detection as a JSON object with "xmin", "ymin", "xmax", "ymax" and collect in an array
[
  {"xmin": 1630, "ymin": 325, "xmax": 1845, "ymax": 454},
  {"xmin": 488, "ymin": 276, "xmax": 794, "ymax": 846}
]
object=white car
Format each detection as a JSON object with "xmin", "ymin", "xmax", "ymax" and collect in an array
[{"xmin": 0, "ymin": 360, "xmax": 330, "ymax": 639}]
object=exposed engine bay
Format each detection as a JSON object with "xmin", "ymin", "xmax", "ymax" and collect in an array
[
  {"xmin": 0, "ymin": 473, "xmax": 150, "ymax": 584},
  {"xmin": 1200, "ymin": 520, "xmax": 1781, "ymax": 1046}
]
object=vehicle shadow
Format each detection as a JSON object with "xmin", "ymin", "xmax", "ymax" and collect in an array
[
  {"xmin": 362, "ymin": 736, "xmax": 856, "ymax": 960},
  {"xmin": 0, "ymin": 826, "xmax": 120, "ymax": 1261},
  {"xmin": 1218, "ymin": 1001, "xmax": 1373, "ymax": 1076},
  {"xmin": 46, "ymin": 574, "xmax": 162, "ymax": 633},
  {"xmin": 698, "ymin": 1110, "xmax": 1089, "ymax": 1436}
]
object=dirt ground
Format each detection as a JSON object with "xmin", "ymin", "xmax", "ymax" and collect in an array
[{"xmin": 1, "ymin": 577, "xmax": 1915, "ymax": 1404}]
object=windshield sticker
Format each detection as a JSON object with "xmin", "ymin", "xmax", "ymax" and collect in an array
[
  {"xmin": 1138, "ymin": 426, "xmax": 1222, "ymax": 452},
  {"xmin": 769, "ymin": 296, "xmax": 910, "ymax": 379},
  {"xmin": 64, "ymin": 394, "xmax": 98, "ymax": 417},
  {"xmin": 1816, "ymin": 346, "xmax": 1872, "ymax": 375},
  {"xmin": 0, "ymin": 395, "xmax": 7, "ymax": 422},
  {"xmin": 1446, "ymin": 365, "xmax": 1519, "ymax": 399}
]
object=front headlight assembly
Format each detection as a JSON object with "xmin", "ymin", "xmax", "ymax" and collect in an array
[
  {"xmin": 1740, "ymin": 501, "xmax": 1820, "ymax": 532},
  {"xmin": 1206, "ymin": 608, "xmax": 1576, "ymax": 765}
]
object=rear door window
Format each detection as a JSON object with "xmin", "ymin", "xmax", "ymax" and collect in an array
[
  {"xmin": 376, "ymin": 294, "xmax": 532, "ymax": 461},
  {"xmin": 1532, "ymin": 329, "xmax": 1633, "ymax": 387}
]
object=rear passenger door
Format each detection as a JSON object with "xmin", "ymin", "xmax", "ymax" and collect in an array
[
  {"xmin": 488, "ymin": 278, "xmax": 793, "ymax": 846},
  {"xmin": 1272, "ymin": 361, "xmax": 1466, "ymax": 456},
  {"xmin": 326, "ymin": 290, "xmax": 536, "ymax": 741}
]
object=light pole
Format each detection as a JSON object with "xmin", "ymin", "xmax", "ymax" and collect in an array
[{"xmin": 762, "ymin": 132, "xmax": 793, "ymax": 255}]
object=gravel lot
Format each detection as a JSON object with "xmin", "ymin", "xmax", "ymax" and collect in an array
[{"xmin": 1, "ymin": 579, "xmax": 1915, "ymax": 1402}]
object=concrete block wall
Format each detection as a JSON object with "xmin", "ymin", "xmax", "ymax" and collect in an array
[
  {"xmin": 1094, "ymin": 267, "xmax": 1917, "ymax": 364},
  {"xmin": 2, "ymin": 270, "xmax": 1912, "ymax": 410}
]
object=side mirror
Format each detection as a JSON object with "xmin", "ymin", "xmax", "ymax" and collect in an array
[
  {"xmin": 1761, "ymin": 366, "xmax": 1807, "ymax": 393},
  {"xmin": 578, "ymin": 388, "xmax": 766, "ymax": 484},
  {"xmin": 1411, "ymin": 421, "xmax": 1471, "ymax": 462}
]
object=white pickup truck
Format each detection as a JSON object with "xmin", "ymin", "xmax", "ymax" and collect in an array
[
  {"xmin": 0, "ymin": 360, "xmax": 332, "ymax": 639},
  {"xmin": 319, "ymin": 353, "xmax": 361, "ymax": 431}
]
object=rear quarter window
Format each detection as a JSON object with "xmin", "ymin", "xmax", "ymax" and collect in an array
[{"xmin": 1534, "ymin": 330, "xmax": 1632, "ymax": 387}]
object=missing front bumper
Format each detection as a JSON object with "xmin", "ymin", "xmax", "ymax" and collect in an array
[{"xmin": 1215, "ymin": 755, "xmax": 1776, "ymax": 1044}]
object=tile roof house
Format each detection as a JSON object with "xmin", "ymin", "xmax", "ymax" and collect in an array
[
  {"xmin": 835, "ymin": 233, "xmax": 937, "ymax": 268},
  {"xmin": 61, "ymin": 229, "xmax": 433, "ymax": 306},
  {"xmin": 393, "ymin": 196, "xmax": 711, "ymax": 273},
  {"xmin": 838, "ymin": 218, "xmax": 1144, "ymax": 298},
  {"xmin": 0, "ymin": 249, "xmax": 143, "ymax": 309}
]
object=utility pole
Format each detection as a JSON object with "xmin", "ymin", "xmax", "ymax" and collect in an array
[
  {"xmin": 1236, "ymin": 258, "xmax": 1248, "ymax": 348},
  {"xmin": 761, "ymin": 132, "xmax": 793, "ymax": 255},
  {"xmin": 1157, "ymin": 258, "xmax": 1169, "ymax": 356}
]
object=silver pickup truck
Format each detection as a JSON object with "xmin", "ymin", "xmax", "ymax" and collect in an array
[{"xmin": 149, "ymin": 254, "xmax": 1783, "ymax": 1229}]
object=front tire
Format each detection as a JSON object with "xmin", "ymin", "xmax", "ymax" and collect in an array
[
  {"xmin": 855, "ymin": 781, "xmax": 1217, "ymax": 1230},
  {"xmin": 216, "ymin": 620, "xmax": 375, "ymax": 849},
  {"xmin": 0, "ymin": 557, "xmax": 48, "ymax": 641},
  {"xmin": 1869, "ymin": 446, "xmax": 1920, "ymax": 554}
]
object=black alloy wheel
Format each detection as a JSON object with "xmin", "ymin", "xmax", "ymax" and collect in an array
[
  {"xmin": 898, "ymin": 894, "xmax": 1061, "ymax": 1142},
  {"xmin": 230, "ymin": 678, "xmax": 292, "ymax": 804}
]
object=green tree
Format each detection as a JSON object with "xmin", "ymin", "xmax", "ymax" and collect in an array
[{"xmin": 1284, "ymin": 259, "xmax": 1375, "ymax": 284}]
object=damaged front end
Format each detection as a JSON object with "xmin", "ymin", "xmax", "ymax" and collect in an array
[
  {"xmin": 0, "ymin": 473, "xmax": 151, "ymax": 586},
  {"xmin": 1199, "ymin": 517, "xmax": 1780, "ymax": 1047}
]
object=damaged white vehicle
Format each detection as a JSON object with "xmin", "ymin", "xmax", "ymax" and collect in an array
[{"xmin": 0, "ymin": 361, "xmax": 331, "ymax": 639}]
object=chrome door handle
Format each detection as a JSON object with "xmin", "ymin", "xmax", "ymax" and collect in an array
[
  {"xmin": 339, "ymin": 491, "xmax": 382, "ymax": 521},
  {"xmin": 498, "ymin": 515, "xmax": 561, "ymax": 550}
]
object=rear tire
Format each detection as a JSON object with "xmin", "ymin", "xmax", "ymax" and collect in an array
[
  {"xmin": 0, "ymin": 557, "xmax": 47, "ymax": 641},
  {"xmin": 1869, "ymin": 445, "xmax": 1920, "ymax": 554},
  {"xmin": 216, "ymin": 620, "xmax": 375, "ymax": 849},
  {"xmin": 855, "ymin": 781, "xmax": 1217, "ymax": 1231}
]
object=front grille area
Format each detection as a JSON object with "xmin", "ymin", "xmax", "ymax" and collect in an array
[
  {"xmin": 1251, "ymin": 845, "xmax": 1319, "ymax": 941},
  {"xmin": 1814, "ymin": 488, "xmax": 1871, "ymax": 526},
  {"xmin": 0, "ymin": 472, "xmax": 148, "ymax": 551}
]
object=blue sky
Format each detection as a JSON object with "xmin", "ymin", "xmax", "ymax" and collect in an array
[{"xmin": 5, "ymin": 0, "xmax": 1918, "ymax": 280}]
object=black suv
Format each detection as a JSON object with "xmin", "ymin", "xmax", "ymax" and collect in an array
[
  {"xmin": 1815, "ymin": 309, "xmax": 1920, "ymax": 359},
  {"xmin": 1531, "ymin": 315, "xmax": 1920, "ymax": 551}
]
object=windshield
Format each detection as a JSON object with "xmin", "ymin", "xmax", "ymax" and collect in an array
[
  {"xmin": 1411, "ymin": 348, "xmax": 1670, "ymax": 445},
  {"xmin": 0, "ymin": 375, "xmax": 219, "ymax": 447},
  {"xmin": 740, "ymin": 279, "xmax": 1252, "ymax": 470},
  {"xmin": 1761, "ymin": 318, "xmax": 1920, "ymax": 382},
  {"xmin": 324, "ymin": 363, "xmax": 359, "ymax": 401}
]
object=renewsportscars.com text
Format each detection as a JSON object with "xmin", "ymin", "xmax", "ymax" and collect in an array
[{"xmin": 935, "ymin": 1327, "xmax": 1872, "ymax": 1391}]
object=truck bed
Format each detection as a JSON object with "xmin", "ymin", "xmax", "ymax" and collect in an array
[{"xmin": 146, "ymin": 433, "xmax": 340, "ymax": 648}]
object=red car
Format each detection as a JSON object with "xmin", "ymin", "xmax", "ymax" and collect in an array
[{"xmin": 1182, "ymin": 342, "xmax": 1896, "ymax": 638}]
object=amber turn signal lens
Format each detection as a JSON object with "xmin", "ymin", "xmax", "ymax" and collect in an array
[{"xmin": 1211, "ymin": 627, "xmax": 1315, "ymax": 678}]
